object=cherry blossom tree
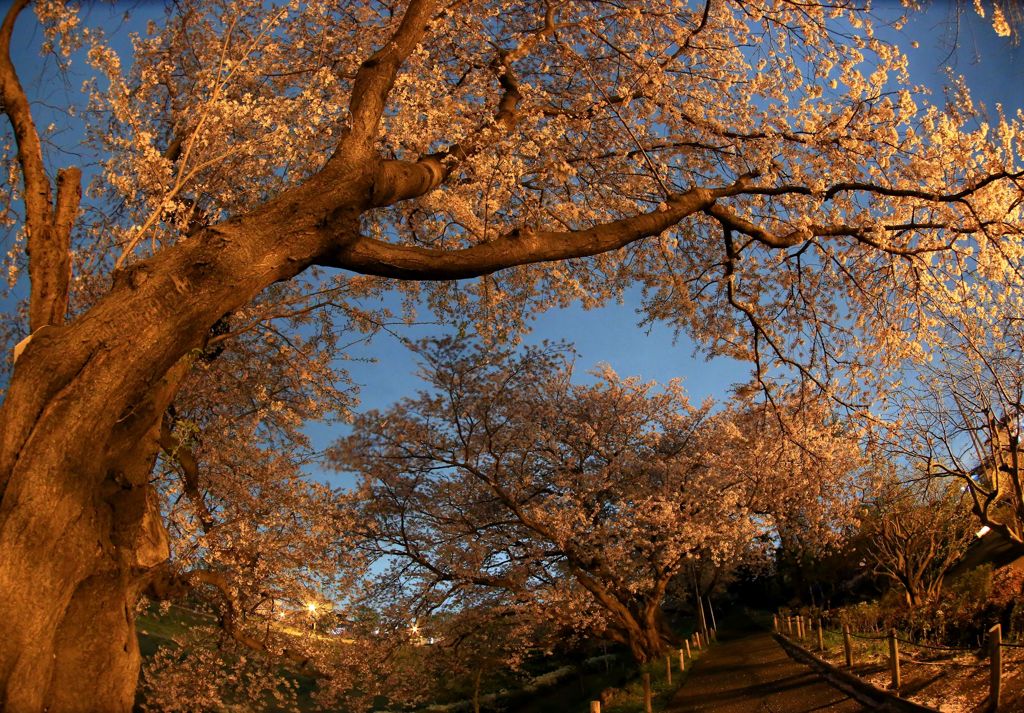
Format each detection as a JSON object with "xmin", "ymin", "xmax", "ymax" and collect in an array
[
  {"xmin": 1, "ymin": 0, "xmax": 1023, "ymax": 708},
  {"xmin": 369, "ymin": 590, "xmax": 564, "ymax": 713},
  {"xmin": 859, "ymin": 473, "xmax": 975, "ymax": 608},
  {"xmin": 334, "ymin": 338, "xmax": 866, "ymax": 664},
  {"xmin": 334, "ymin": 338, "xmax": 736, "ymax": 664},
  {"xmin": 709, "ymin": 393, "xmax": 869, "ymax": 610}
]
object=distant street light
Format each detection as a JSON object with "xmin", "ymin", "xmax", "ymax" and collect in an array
[{"xmin": 307, "ymin": 602, "xmax": 318, "ymax": 633}]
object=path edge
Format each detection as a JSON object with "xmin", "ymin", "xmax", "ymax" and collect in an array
[{"xmin": 773, "ymin": 634, "xmax": 940, "ymax": 713}]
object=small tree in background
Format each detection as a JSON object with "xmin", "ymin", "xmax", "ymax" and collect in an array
[
  {"xmin": 334, "ymin": 338, "xmax": 736, "ymax": 664},
  {"xmin": 887, "ymin": 315, "xmax": 1024, "ymax": 558},
  {"xmin": 860, "ymin": 475, "xmax": 976, "ymax": 608}
]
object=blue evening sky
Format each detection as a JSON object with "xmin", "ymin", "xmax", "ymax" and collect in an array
[{"xmin": 2, "ymin": 0, "xmax": 1023, "ymax": 484}]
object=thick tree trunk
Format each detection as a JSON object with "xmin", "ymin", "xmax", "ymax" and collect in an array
[
  {"xmin": 0, "ymin": 165, "xmax": 368, "ymax": 710},
  {"xmin": 0, "ymin": 389, "xmax": 171, "ymax": 710},
  {"xmin": 620, "ymin": 622, "xmax": 668, "ymax": 665},
  {"xmin": 610, "ymin": 601, "xmax": 674, "ymax": 665}
]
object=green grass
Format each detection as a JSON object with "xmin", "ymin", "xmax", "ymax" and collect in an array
[
  {"xmin": 783, "ymin": 623, "xmax": 891, "ymax": 667},
  {"xmin": 602, "ymin": 643, "xmax": 710, "ymax": 713},
  {"xmin": 136, "ymin": 603, "xmax": 218, "ymax": 657}
]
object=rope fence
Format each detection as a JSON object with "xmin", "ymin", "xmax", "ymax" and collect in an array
[
  {"xmin": 846, "ymin": 630, "xmax": 886, "ymax": 642},
  {"xmin": 891, "ymin": 635, "xmax": 973, "ymax": 652},
  {"xmin": 776, "ymin": 613, "xmax": 1010, "ymax": 710},
  {"xmin": 838, "ymin": 627, "xmax": 1024, "ymax": 652}
]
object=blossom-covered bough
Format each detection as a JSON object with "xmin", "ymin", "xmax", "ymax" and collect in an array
[{"xmin": 0, "ymin": 0, "xmax": 1022, "ymax": 709}]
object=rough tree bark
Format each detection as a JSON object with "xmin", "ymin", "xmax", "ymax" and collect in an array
[
  {"xmin": 610, "ymin": 601, "xmax": 676, "ymax": 665},
  {"xmin": 0, "ymin": 168, "xmax": 366, "ymax": 708},
  {"xmin": 576, "ymin": 568, "xmax": 678, "ymax": 664}
]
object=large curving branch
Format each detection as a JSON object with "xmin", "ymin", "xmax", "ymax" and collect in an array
[
  {"xmin": 323, "ymin": 187, "xmax": 718, "ymax": 279},
  {"xmin": 361, "ymin": 151, "xmax": 1023, "ymax": 276}
]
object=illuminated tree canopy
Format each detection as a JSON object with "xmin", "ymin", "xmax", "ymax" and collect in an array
[{"xmin": 0, "ymin": 0, "xmax": 1021, "ymax": 709}]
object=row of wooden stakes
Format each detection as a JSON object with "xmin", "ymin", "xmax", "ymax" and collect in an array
[
  {"xmin": 587, "ymin": 628, "xmax": 717, "ymax": 713},
  {"xmin": 776, "ymin": 612, "xmax": 1006, "ymax": 712}
]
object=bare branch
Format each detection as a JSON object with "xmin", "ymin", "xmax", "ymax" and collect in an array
[
  {"xmin": 823, "ymin": 171, "xmax": 1024, "ymax": 203},
  {"xmin": 0, "ymin": 0, "xmax": 47, "ymax": 228},
  {"xmin": 159, "ymin": 417, "xmax": 214, "ymax": 533}
]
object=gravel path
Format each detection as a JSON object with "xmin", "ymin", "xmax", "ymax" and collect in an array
[{"xmin": 666, "ymin": 623, "xmax": 870, "ymax": 712}]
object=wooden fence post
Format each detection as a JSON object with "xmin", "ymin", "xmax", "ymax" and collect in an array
[
  {"xmin": 666, "ymin": 655, "xmax": 672, "ymax": 686},
  {"xmin": 798, "ymin": 615, "xmax": 804, "ymax": 640},
  {"xmin": 888, "ymin": 628, "xmax": 901, "ymax": 691},
  {"xmin": 843, "ymin": 623, "xmax": 853, "ymax": 668},
  {"xmin": 643, "ymin": 672, "xmax": 652, "ymax": 713},
  {"xmin": 773, "ymin": 613, "xmax": 779, "ymax": 632},
  {"xmin": 990, "ymin": 623, "xmax": 1002, "ymax": 712},
  {"xmin": 685, "ymin": 639, "xmax": 691, "ymax": 659},
  {"xmin": 679, "ymin": 648, "xmax": 685, "ymax": 672},
  {"xmin": 590, "ymin": 702, "xmax": 601, "ymax": 713},
  {"xmin": 817, "ymin": 618, "xmax": 824, "ymax": 652},
  {"xmin": 786, "ymin": 616, "xmax": 793, "ymax": 636}
]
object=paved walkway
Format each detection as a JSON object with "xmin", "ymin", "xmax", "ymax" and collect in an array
[{"xmin": 667, "ymin": 624, "xmax": 869, "ymax": 712}]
